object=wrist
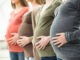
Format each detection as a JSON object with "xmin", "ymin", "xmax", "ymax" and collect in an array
[{"xmin": 47, "ymin": 36, "xmax": 50, "ymax": 42}]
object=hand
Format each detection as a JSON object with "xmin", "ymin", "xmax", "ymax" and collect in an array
[
  {"xmin": 35, "ymin": 36, "xmax": 50, "ymax": 50},
  {"xmin": 8, "ymin": 33, "xmax": 19, "ymax": 45},
  {"xmin": 17, "ymin": 36, "xmax": 31, "ymax": 47},
  {"xmin": 52, "ymin": 33, "xmax": 67, "ymax": 47}
]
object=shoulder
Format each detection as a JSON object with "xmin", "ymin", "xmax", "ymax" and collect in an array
[
  {"xmin": 59, "ymin": 0, "xmax": 78, "ymax": 10},
  {"xmin": 62, "ymin": 0, "xmax": 78, "ymax": 7},
  {"xmin": 51, "ymin": 0, "xmax": 61, "ymax": 6},
  {"xmin": 23, "ymin": 11, "xmax": 32, "ymax": 18},
  {"xmin": 32, "ymin": 6, "xmax": 42, "ymax": 16},
  {"xmin": 20, "ymin": 7, "xmax": 30, "ymax": 16},
  {"xmin": 22, "ymin": 7, "xmax": 29, "ymax": 12},
  {"xmin": 22, "ymin": 11, "xmax": 32, "ymax": 23}
]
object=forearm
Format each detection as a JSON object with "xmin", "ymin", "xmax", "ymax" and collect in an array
[
  {"xmin": 47, "ymin": 36, "xmax": 50, "ymax": 42},
  {"xmin": 65, "ymin": 30, "xmax": 80, "ymax": 42},
  {"xmin": 29, "ymin": 36, "xmax": 33, "ymax": 43}
]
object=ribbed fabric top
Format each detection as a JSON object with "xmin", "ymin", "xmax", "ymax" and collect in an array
[
  {"xmin": 32, "ymin": 0, "xmax": 61, "ymax": 57},
  {"xmin": 50, "ymin": 0, "xmax": 80, "ymax": 60}
]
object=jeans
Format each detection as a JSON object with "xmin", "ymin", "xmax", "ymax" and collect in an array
[
  {"xmin": 57, "ymin": 58, "xmax": 62, "ymax": 60},
  {"xmin": 10, "ymin": 52, "xmax": 25, "ymax": 60},
  {"xmin": 41, "ymin": 56, "xmax": 57, "ymax": 60},
  {"xmin": 25, "ymin": 57, "xmax": 34, "ymax": 60}
]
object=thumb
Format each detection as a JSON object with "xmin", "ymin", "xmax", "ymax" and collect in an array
[
  {"xmin": 35, "ymin": 42, "xmax": 40, "ymax": 46},
  {"xmin": 11, "ymin": 33, "xmax": 18, "ymax": 36},
  {"xmin": 19, "ymin": 36, "xmax": 26, "ymax": 39},
  {"xmin": 56, "ymin": 33, "xmax": 62, "ymax": 36},
  {"xmin": 37, "ymin": 36, "xmax": 44, "ymax": 39}
]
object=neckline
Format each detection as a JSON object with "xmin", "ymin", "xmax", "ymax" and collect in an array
[
  {"xmin": 36, "ymin": 0, "xmax": 58, "ymax": 24},
  {"xmin": 13, "ymin": 7, "xmax": 28, "ymax": 15}
]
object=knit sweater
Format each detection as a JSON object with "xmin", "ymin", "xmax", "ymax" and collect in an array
[
  {"xmin": 32, "ymin": 0, "xmax": 61, "ymax": 57},
  {"xmin": 50, "ymin": 0, "xmax": 80, "ymax": 60}
]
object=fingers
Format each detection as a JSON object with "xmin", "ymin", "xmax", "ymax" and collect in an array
[
  {"xmin": 17, "ymin": 40, "xmax": 23, "ymax": 47},
  {"xmin": 37, "ymin": 37, "xmax": 41, "ymax": 40},
  {"xmin": 52, "ymin": 34, "xmax": 62, "ymax": 47},
  {"xmin": 54, "ymin": 41, "xmax": 60, "ymax": 46},
  {"xmin": 35, "ymin": 42, "xmax": 46, "ymax": 50},
  {"xmin": 53, "ymin": 40, "xmax": 63, "ymax": 47},
  {"xmin": 53, "ymin": 40, "xmax": 58, "ymax": 43},
  {"xmin": 17, "ymin": 40, "xmax": 22, "ymax": 44},
  {"xmin": 52, "ymin": 37, "xmax": 58, "ymax": 40},
  {"xmin": 37, "ymin": 36, "xmax": 45, "ymax": 40},
  {"xmin": 41, "ymin": 45, "xmax": 45, "ymax": 50},
  {"xmin": 35, "ymin": 42, "xmax": 40, "ymax": 46},
  {"xmin": 36, "ymin": 44, "xmax": 41, "ymax": 50},
  {"xmin": 17, "ymin": 40, "xmax": 21, "ymax": 44},
  {"xmin": 52, "ymin": 34, "xmax": 66, "ymax": 47},
  {"xmin": 8, "ymin": 40, "xmax": 13, "ymax": 44},
  {"xmin": 52, "ymin": 33, "xmax": 62, "ymax": 40},
  {"xmin": 8, "ymin": 40, "xmax": 17, "ymax": 45},
  {"xmin": 35, "ymin": 42, "xmax": 41, "ymax": 50},
  {"xmin": 19, "ymin": 36, "xmax": 25, "ymax": 39},
  {"xmin": 17, "ymin": 39, "xmax": 26, "ymax": 47},
  {"xmin": 11, "ymin": 33, "xmax": 18, "ymax": 36},
  {"xmin": 37, "ymin": 36, "xmax": 44, "ymax": 38},
  {"xmin": 8, "ymin": 37, "xmax": 13, "ymax": 41},
  {"xmin": 57, "ymin": 43, "xmax": 63, "ymax": 47},
  {"xmin": 36, "ymin": 44, "xmax": 44, "ymax": 50},
  {"xmin": 19, "ymin": 44, "xmax": 24, "ymax": 47},
  {"xmin": 56, "ymin": 33, "xmax": 61, "ymax": 36}
]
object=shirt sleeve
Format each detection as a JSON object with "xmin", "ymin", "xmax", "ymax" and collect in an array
[{"xmin": 65, "ymin": 0, "xmax": 80, "ymax": 42}]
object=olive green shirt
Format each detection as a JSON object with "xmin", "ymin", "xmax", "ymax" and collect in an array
[{"xmin": 32, "ymin": 0, "xmax": 61, "ymax": 57}]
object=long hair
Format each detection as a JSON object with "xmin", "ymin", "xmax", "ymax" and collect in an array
[
  {"xmin": 11, "ymin": 0, "xmax": 28, "ymax": 9},
  {"xmin": 34, "ymin": 0, "xmax": 46, "ymax": 5}
]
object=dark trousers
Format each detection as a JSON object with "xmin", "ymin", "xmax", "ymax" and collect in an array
[
  {"xmin": 10, "ymin": 52, "xmax": 25, "ymax": 60},
  {"xmin": 57, "ymin": 58, "xmax": 62, "ymax": 60},
  {"xmin": 41, "ymin": 56, "xmax": 57, "ymax": 60}
]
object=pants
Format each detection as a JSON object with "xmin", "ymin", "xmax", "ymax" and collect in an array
[
  {"xmin": 57, "ymin": 58, "xmax": 62, "ymax": 60},
  {"xmin": 41, "ymin": 56, "xmax": 57, "ymax": 60},
  {"xmin": 25, "ymin": 57, "xmax": 34, "ymax": 60},
  {"xmin": 10, "ymin": 52, "xmax": 25, "ymax": 60}
]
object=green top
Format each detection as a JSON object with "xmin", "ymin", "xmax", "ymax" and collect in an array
[{"xmin": 33, "ymin": 0, "xmax": 61, "ymax": 57}]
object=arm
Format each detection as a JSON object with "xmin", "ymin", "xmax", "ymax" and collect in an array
[
  {"xmin": 65, "ymin": 0, "xmax": 80, "ymax": 42},
  {"xmin": 53, "ymin": 0, "xmax": 80, "ymax": 47},
  {"xmin": 17, "ymin": 11, "xmax": 33, "ymax": 47},
  {"xmin": 35, "ymin": 36, "xmax": 50, "ymax": 50},
  {"xmin": 8, "ymin": 33, "xmax": 19, "ymax": 45},
  {"xmin": 18, "ymin": 11, "xmax": 33, "ymax": 37},
  {"xmin": 65, "ymin": 30, "xmax": 80, "ymax": 42},
  {"xmin": 17, "ymin": 36, "xmax": 33, "ymax": 47}
]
